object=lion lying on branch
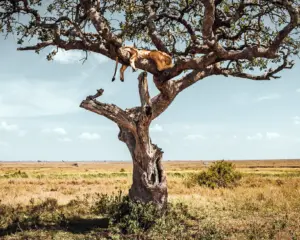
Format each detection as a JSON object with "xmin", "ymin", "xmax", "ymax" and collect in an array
[{"xmin": 112, "ymin": 46, "xmax": 174, "ymax": 82}]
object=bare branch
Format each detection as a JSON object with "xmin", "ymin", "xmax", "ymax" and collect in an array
[
  {"xmin": 201, "ymin": 0, "xmax": 215, "ymax": 42},
  {"xmin": 175, "ymin": 67, "xmax": 215, "ymax": 91},
  {"xmin": 138, "ymin": 72, "xmax": 152, "ymax": 116},
  {"xmin": 80, "ymin": 90, "xmax": 135, "ymax": 131}
]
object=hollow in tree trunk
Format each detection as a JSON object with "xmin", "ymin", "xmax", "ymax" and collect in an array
[
  {"xmin": 118, "ymin": 127, "xmax": 168, "ymax": 209},
  {"xmin": 80, "ymin": 72, "xmax": 173, "ymax": 210}
]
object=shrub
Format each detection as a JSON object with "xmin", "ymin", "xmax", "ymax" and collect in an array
[
  {"xmin": 91, "ymin": 191, "xmax": 202, "ymax": 237},
  {"xmin": 187, "ymin": 160, "xmax": 242, "ymax": 189},
  {"xmin": 0, "ymin": 198, "xmax": 62, "ymax": 232},
  {"xmin": 4, "ymin": 170, "xmax": 29, "ymax": 178},
  {"xmin": 92, "ymin": 191, "xmax": 161, "ymax": 234}
]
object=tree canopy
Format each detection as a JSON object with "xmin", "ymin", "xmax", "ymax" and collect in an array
[{"xmin": 1, "ymin": 0, "xmax": 299, "ymax": 84}]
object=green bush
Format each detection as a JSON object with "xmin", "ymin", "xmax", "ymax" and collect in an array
[
  {"xmin": 187, "ymin": 160, "xmax": 242, "ymax": 189},
  {"xmin": 3, "ymin": 170, "xmax": 29, "ymax": 178},
  {"xmin": 91, "ymin": 191, "xmax": 201, "ymax": 237},
  {"xmin": 92, "ymin": 191, "xmax": 161, "ymax": 234},
  {"xmin": 0, "ymin": 198, "xmax": 62, "ymax": 231}
]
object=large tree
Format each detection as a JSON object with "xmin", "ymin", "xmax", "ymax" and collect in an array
[{"xmin": 1, "ymin": 0, "xmax": 299, "ymax": 209}]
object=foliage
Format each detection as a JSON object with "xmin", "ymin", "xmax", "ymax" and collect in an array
[
  {"xmin": 2, "ymin": 171, "xmax": 29, "ymax": 179},
  {"xmin": 91, "ymin": 192, "xmax": 201, "ymax": 238},
  {"xmin": 92, "ymin": 191, "xmax": 162, "ymax": 234},
  {"xmin": 0, "ymin": 0, "xmax": 299, "ymax": 78},
  {"xmin": 0, "ymin": 198, "xmax": 63, "ymax": 231},
  {"xmin": 187, "ymin": 160, "xmax": 242, "ymax": 189}
]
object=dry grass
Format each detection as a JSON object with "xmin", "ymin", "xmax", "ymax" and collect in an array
[{"xmin": 1, "ymin": 160, "xmax": 300, "ymax": 239}]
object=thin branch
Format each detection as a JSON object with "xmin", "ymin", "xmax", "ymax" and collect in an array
[{"xmin": 215, "ymin": 54, "xmax": 295, "ymax": 80}]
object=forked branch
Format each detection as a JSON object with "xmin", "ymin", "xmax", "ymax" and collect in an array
[{"xmin": 80, "ymin": 89, "xmax": 135, "ymax": 131}]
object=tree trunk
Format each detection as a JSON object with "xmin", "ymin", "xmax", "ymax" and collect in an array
[
  {"xmin": 80, "ymin": 72, "xmax": 171, "ymax": 210},
  {"xmin": 118, "ymin": 127, "xmax": 168, "ymax": 210}
]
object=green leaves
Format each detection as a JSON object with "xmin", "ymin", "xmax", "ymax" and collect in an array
[
  {"xmin": 187, "ymin": 161, "xmax": 242, "ymax": 189},
  {"xmin": 46, "ymin": 49, "xmax": 58, "ymax": 61},
  {"xmin": 0, "ymin": 0, "xmax": 299, "ymax": 78}
]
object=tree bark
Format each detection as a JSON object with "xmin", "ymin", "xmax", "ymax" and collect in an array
[
  {"xmin": 80, "ymin": 72, "xmax": 168, "ymax": 210},
  {"xmin": 118, "ymin": 127, "xmax": 168, "ymax": 210}
]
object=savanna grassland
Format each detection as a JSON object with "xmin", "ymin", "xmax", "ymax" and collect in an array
[{"xmin": 1, "ymin": 160, "xmax": 300, "ymax": 240}]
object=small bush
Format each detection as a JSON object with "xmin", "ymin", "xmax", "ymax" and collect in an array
[
  {"xmin": 0, "ymin": 198, "xmax": 62, "ymax": 231},
  {"xmin": 187, "ymin": 160, "xmax": 242, "ymax": 189},
  {"xmin": 92, "ymin": 191, "xmax": 161, "ymax": 234},
  {"xmin": 120, "ymin": 168, "xmax": 125, "ymax": 173},
  {"xmin": 91, "ymin": 191, "xmax": 201, "ymax": 237},
  {"xmin": 4, "ymin": 170, "xmax": 29, "ymax": 179}
]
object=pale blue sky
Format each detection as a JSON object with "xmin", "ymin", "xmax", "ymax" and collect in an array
[{"xmin": 0, "ymin": 36, "xmax": 300, "ymax": 161}]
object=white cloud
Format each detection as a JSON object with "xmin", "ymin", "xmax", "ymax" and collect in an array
[
  {"xmin": 53, "ymin": 49, "xmax": 85, "ymax": 64},
  {"xmin": 58, "ymin": 137, "xmax": 72, "ymax": 142},
  {"xmin": 79, "ymin": 132, "xmax": 101, "ymax": 140},
  {"xmin": 0, "ymin": 121, "xmax": 26, "ymax": 137},
  {"xmin": 42, "ymin": 127, "xmax": 67, "ymax": 135},
  {"xmin": 53, "ymin": 128, "xmax": 67, "ymax": 135},
  {"xmin": 184, "ymin": 134, "xmax": 206, "ymax": 141},
  {"xmin": 0, "ymin": 121, "xmax": 19, "ymax": 132},
  {"xmin": 0, "ymin": 78, "xmax": 82, "ymax": 117},
  {"xmin": 150, "ymin": 124, "xmax": 163, "ymax": 132},
  {"xmin": 293, "ymin": 116, "xmax": 300, "ymax": 125},
  {"xmin": 247, "ymin": 133, "xmax": 263, "ymax": 140},
  {"xmin": 266, "ymin": 132, "xmax": 280, "ymax": 140},
  {"xmin": 0, "ymin": 141, "xmax": 9, "ymax": 147},
  {"xmin": 256, "ymin": 93, "xmax": 281, "ymax": 102},
  {"xmin": 52, "ymin": 48, "xmax": 109, "ymax": 65}
]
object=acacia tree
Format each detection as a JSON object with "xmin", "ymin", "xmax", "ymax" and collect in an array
[{"xmin": 1, "ymin": 0, "xmax": 299, "ymax": 209}]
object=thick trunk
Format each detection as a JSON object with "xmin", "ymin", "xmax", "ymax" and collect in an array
[
  {"xmin": 80, "ymin": 72, "xmax": 171, "ymax": 210},
  {"xmin": 118, "ymin": 127, "xmax": 168, "ymax": 210},
  {"xmin": 129, "ymin": 145, "xmax": 167, "ymax": 209}
]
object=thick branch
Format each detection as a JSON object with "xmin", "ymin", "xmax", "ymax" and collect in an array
[
  {"xmin": 80, "ymin": 89, "xmax": 135, "ymax": 131},
  {"xmin": 145, "ymin": 1, "xmax": 170, "ymax": 54},
  {"xmin": 138, "ymin": 72, "xmax": 152, "ymax": 116},
  {"xmin": 201, "ymin": 0, "xmax": 215, "ymax": 42},
  {"xmin": 268, "ymin": 1, "xmax": 300, "ymax": 54},
  {"xmin": 175, "ymin": 67, "xmax": 215, "ymax": 92},
  {"xmin": 149, "ymin": 78, "xmax": 179, "ymax": 120},
  {"xmin": 80, "ymin": 0, "xmax": 122, "ymax": 48}
]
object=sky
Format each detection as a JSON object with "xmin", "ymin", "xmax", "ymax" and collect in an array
[{"xmin": 0, "ymin": 36, "xmax": 300, "ymax": 161}]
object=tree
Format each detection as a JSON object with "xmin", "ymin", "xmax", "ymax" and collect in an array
[{"xmin": 1, "ymin": 0, "xmax": 299, "ymax": 209}]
